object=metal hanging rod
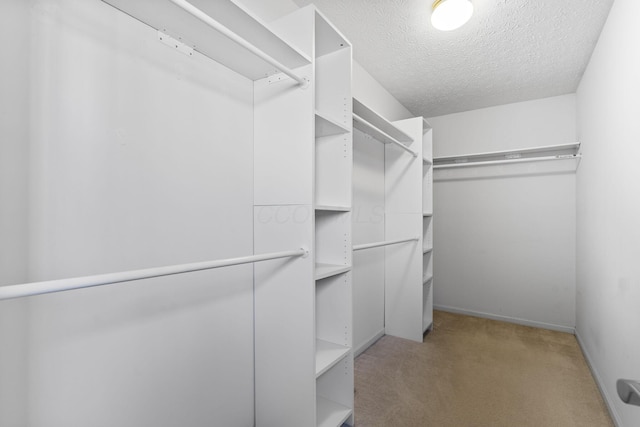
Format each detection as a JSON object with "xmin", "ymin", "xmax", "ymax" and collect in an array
[
  {"xmin": 434, "ymin": 142, "xmax": 581, "ymax": 162},
  {"xmin": 353, "ymin": 237, "xmax": 419, "ymax": 251},
  {"xmin": 352, "ymin": 114, "xmax": 418, "ymax": 158},
  {"xmin": 168, "ymin": 0, "xmax": 307, "ymax": 87},
  {"xmin": 0, "ymin": 248, "xmax": 308, "ymax": 301},
  {"xmin": 433, "ymin": 154, "xmax": 582, "ymax": 170}
]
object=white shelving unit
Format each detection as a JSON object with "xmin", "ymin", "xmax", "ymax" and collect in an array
[
  {"xmin": 275, "ymin": 6, "xmax": 355, "ymax": 426},
  {"xmin": 422, "ymin": 124, "xmax": 434, "ymax": 333},
  {"xmin": 352, "ymin": 99, "xmax": 425, "ymax": 344},
  {"xmin": 101, "ymin": 0, "xmax": 310, "ymax": 81}
]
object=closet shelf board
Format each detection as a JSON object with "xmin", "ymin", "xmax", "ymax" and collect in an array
[
  {"xmin": 315, "ymin": 205, "xmax": 351, "ymax": 212},
  {"xmin": 315, "ymin": 339, "xmax": 350, "ymax": 378},
  {"xmin": 315, "ymin": 264, "xmax": 351, "ymax": 281},
  {"xmin": 423, "ymin": 247, "xmax": 433, "ymax": 254},
  {"xmin": 423, "ymin": 274, "xmax": 433, "ymax": 285},
  {"xmin": 101, "ymin": 0, "xmax": 310, "ymax": 81},
  {"xmin": 317, "ymin": 396, "xmax": 353, "ymax": 427},
  {"xmin": 352, "ymin": 98, "xmax": 413, "ymax": 143},
  {"xmin": 423, "ymin": 157, "xmax": 433, "ymax": 165},
  {"xmin": 316, "ymin": 112, "xmax": 350, "ymax": 137},
  {"xmin": 423, "ymin": 212, "xmax": 433, "ymax": 217}
]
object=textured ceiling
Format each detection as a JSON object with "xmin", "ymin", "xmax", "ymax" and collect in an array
[{"xmin": 292, "ymin": 0, "xmax": 614, "ymax": 117}]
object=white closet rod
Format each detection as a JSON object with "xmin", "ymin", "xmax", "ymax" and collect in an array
[
  {"xmin": 353, "ymin": 237, "xmax": 419, "ymax": 251},
  {"xmin": 434, "ymin": 142, "xmax": 580, "ymax": 162},
  {"xmin": 0, "ymin": 248, "xmax": 308, "ymax": 301},
  {"xmin": 352, "ymin": 114, "xmax": 418, "ymax": 158},
  {"xmin": 168, "ymin": 0, "xmax": 307, "ymax": 87},
  {"xmin": 433, "ymin": 154, "xmax": 582, "ymax": 170}
]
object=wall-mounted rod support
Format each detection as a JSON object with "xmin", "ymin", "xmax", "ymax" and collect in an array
[
  {"xmin": 433, "ymin": 154, "xmax": 582, "ymax": 170},
  {"xmin": 353, "ymin": 237, "xmax": 419, "ymax": 251},
  {"xmin": 0, "ymin": 248, "xmax": 308, "ymax": 301},
  {"xmin": 352, "ymin": 114, "xmax": 418, "ymax": 157},
  {"xmin": 168, "ymin": 0, "xmax": 307, "ymax": 87},
  {"xmin": 617, "ymin": 379, "xmax": 640, "ymax": 406}
]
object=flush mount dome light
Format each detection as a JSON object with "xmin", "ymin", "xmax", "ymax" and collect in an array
[{"xmin": 431, "ymin": 0, "xmax": 473, "ymax": 31}]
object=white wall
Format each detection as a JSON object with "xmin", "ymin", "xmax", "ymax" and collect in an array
[
  {"xmin": 429, "ymin": 95, "xmax": 577, "ymax": 331},
  {"xmin": 576, "ymin": 0, "xmax": 640, "ymax": 424},
  {"xmin": 238, "ymin": 0, "xmax": 298, "ymax": 22},
  {"xmin": 353, "ymin": 62, "xmax": 413, "ymax": 122},
  {"xmin": 2, "ymin": 0, "xmax": 257, "ymax": 425},
  {"xmin": 0, "ymin": 1, "xmax": 30, "ymax": 425}
]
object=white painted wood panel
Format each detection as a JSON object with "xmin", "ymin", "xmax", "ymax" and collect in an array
[
  {"xmin": 384, "ymin": 213, "xmax": 424, "ymax": 342},
  {"xmin": 385, "ymin": 118, "xmax": 424, "ymax": 342},
  {"xmin": 386, "ymin": 119, "xmax": 423, "ymax": 215},
  {"xmin": 254, "ymin": 205, "xmax": 315, "ymax": 427},
  {"xmin": 254, "ymin": 64, "xmax": 314, "ymax": 206}
]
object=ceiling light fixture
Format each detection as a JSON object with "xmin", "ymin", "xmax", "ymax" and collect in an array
[{"xmin": 431, "ymin": 0, "xmax": 474, "ymax": 31}]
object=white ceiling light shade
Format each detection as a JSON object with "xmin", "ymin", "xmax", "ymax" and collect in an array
[{"xmin": 431, "ymin": 0, "xmax": 474, "ymax": 31}]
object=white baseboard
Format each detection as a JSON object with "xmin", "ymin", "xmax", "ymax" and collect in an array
[
  {"xmin": 575, "ymin": 330, "xmax": 623, "ymax": 427},
  {"xmin": 433, "ymin": 304, "xmax": 576, "ymax": 334},
  {"xmin": 354, "ymin": 329, "xmax": 385, "ymax": 358}
]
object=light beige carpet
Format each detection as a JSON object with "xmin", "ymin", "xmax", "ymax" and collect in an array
[{"xmin": 354, "ymin": 311, "xmax": 614, "ymax": 427}]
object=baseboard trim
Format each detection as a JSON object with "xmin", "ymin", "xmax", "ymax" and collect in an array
[
  {"xmin": 354, "ymin": 329, "xmax": 385, "ymax": 358},
  {"xmin": 433, "ymin": 304, "xmax": 576, "ymax": 334},
  {"xmin": 575, "ymin": 330, "xmax": 623, "ymax": 427}
]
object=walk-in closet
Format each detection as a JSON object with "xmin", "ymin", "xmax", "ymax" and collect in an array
[{"xmin": 1, "ymin": 0, "xmax": 638, "ymax": 426}]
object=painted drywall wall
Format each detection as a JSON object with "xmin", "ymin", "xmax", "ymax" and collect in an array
[
  {"xmin": 353, "ymin": 62, "xmax": 414, "ymax": 122},
  {"xmin": 17, "ymin": 1, "xmax": 255, "ymax": 425},
  {"xmin": 237, "ymin": 0, "xmax": 298, "ymax": 22},
  {"xmin": 0, "ymin": 1, "xmax": 30, "ymax": 425},
  {"xmin": 429, "ymin": 95, "xmax": 577, "ymax": 331},
  {"xmin": 576, "ymin": 0, "xmax": 640, "ymax": 424}
]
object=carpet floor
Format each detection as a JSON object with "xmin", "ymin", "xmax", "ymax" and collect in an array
[{"xmin": 353, "ymin": 311, "xmax": 614, "ymax": 426}]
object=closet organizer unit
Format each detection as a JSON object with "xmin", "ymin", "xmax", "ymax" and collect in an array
[
  {"xmin": 100, "ymin": 1, "xmax": 354, "ymax": 427},
  {"xmin": 422, "ymin": 121, "xmax": 434, "ymax": 333},
  {"xmin": 352, "ymin": 99, "xmax": 430, "ymax": 344},
  {"xmin": 270, "ymin": 5, "xmax": 355, "ymax": 427}
]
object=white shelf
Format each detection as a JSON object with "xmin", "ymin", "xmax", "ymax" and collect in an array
[
  {"xmin": 423, "ymin": 246, "xmax": 433, "ymax": 254},
  {"xmin": 423, "ymin": 157, "xmax": 433, "ymax": 165},
  {"xmin": 315, "ymin": 263, "xmax": 351, "ymax": 281},
  {"xmin": 423, "ymin": 212, "xmax": 433, "ymax": 217},
  {"xmin": 315, "ymin": 9, "xmax": 350, "ymax": 58},
  {"xmin": 316, "ymin": 396, "xmax": 353, "ymax": 427},
  {"xmin": 423, "ymin": 274, "xmax": 433, "ymax": 285},
  {"xmin": 316, "ymin": 111, "xmax": 350, "ymax": 137},
  {"xmin": 315, "ymin": 205, "xmax": 351, "ymax": 212},
  {"xmin": 316, "ymin": 339, "xmax": 350, "ymax": 378},
  {"xmin": 101, "ymin": 0, "xmax": 310, "ymax": 81},
  {"xmin": 353, "ymin": 98, "xmax": 413, "ymax": 143}
]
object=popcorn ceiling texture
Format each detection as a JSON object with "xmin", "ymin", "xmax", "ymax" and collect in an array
[{"xmin": 293, "ymin": 0, "xmax": 613, "ymax": 117}]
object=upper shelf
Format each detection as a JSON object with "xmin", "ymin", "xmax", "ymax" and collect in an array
[
  {"xmin": 316, "ymin": 111, "xmax": 350, "ymax": 137},
  {"xmin": 101, "ymin": 0, "xmax": 310, "ymax": 81},
  {"xmin": 352, "ymin": 98, "xmax": 413, "ymax": 144},
  {"xmin": 434, "ymin": 142, "xmax": 581, "ymax": 169}
]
